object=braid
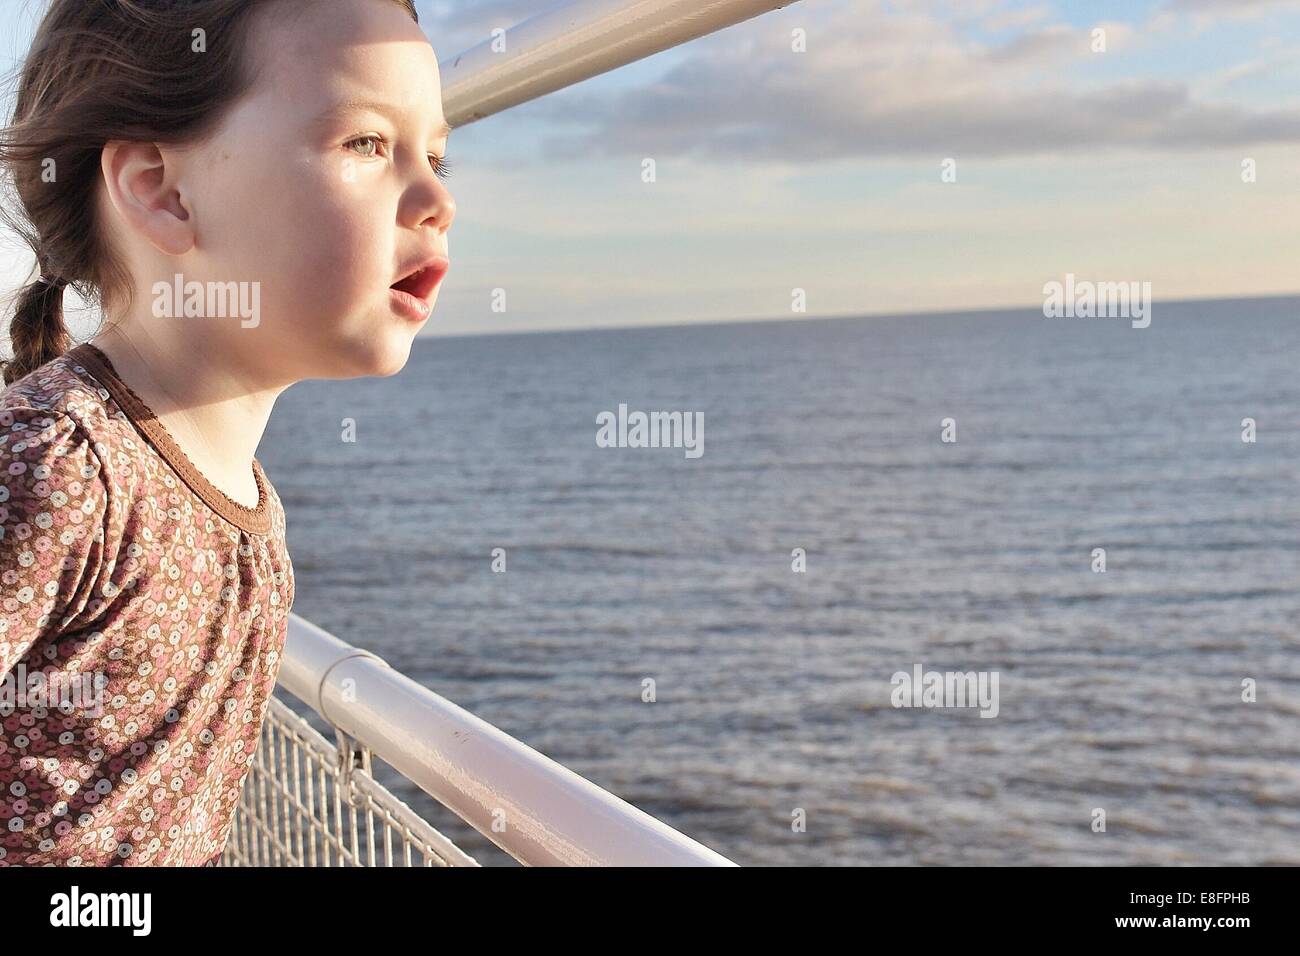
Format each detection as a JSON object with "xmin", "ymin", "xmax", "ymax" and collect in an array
[{"xmin": 2, "ymin": 262, "xmax": 70, "ymax": 387}]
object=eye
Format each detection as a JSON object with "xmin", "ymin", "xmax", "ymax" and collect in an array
[
  {"xmin": 429, "ymin": 154, "xmax": 454, "ymax": 182},
  {"xmin": 343, "ymin": 133, "xmax": 387, "ymax": 158}
]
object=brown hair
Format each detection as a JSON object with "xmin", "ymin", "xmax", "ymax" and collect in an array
[{"xmin": 0, "ymin": 0, "xmax": 419, "ymax": 386}]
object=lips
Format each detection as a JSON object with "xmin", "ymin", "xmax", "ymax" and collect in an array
[{"xmin": 390, "ymin": 256, "xmax": 450, "ymax": 303}]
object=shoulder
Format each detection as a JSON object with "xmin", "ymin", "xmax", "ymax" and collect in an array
[
  {"xmin": 2, "ymin": 350, "xmax": 154, "ymax": 493},
  {"xmin": 1, "ymin": 350, "xmax": 120, "ymax": 448},
  {"xmin": 0, "ymin": 372, "xmax": 109, "ymax": 552},
  {"xmin": 0, "ymin": 371, "xmax": 112, "ymax": 665},
  {"xmin": 0, "ymin": 409, "xmax": 104, "ymax": 498},
  {"xmin": 0, "ymin": 352, "xmax": 116, "ymax": 494},
  {"xmin": 0, "ymin": 353, "xmax": 115, "ymax": 525}
]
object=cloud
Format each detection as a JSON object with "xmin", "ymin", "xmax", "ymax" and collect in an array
[
  {"xmin": 516, "ymin": 0, "xmax": 1300, "ymax": 161},
  {"xmin": 981, "ymin": 24, "xmax": 1082, "ymax": 64},
  {"xmin": 1159, "ymin": 0, "xmax": 1300, "ymax": 32},
  {"xmin": 979, "ymin": 3, "xmax": 1052, "ymax": 33},
  {"xmin": 1166, "ymin": 0, "xmax": 1300, "ymax": 12}
]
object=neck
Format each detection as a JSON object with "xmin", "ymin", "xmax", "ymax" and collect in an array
[{"xmin": 86, "ymin": 324, "xmax": 289, "ymax": 504}]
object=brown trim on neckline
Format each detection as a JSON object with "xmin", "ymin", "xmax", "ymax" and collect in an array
[{"xmin": 66, "ymin": 342, "xmax": 273, "ymax": 536}]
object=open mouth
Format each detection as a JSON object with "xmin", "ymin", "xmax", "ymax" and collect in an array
[{"xmin": 390, "ymin": 259, "xmax": 449, "ymax": 302}]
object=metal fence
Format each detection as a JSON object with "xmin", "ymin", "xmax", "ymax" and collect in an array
[{"xmin": 216, "ymin": 694, "xmax": 478, "ymax": 867}]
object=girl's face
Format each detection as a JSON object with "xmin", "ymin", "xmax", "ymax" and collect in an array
[{"xmin": 183, "ymin": 0, "xmax": 456, "ymax": 381}]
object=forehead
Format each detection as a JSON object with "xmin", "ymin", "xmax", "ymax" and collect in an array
[{"xmin": 247, "ymin": 0, "xmax": 444, "ymax": 124}]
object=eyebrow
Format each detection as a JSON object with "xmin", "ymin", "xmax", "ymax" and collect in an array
[{"xmin": 314, "ymin": 98, "xmax": 452, "ymax": 138}]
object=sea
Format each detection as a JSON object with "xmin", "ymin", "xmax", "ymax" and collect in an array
[{"xmin": 261, "ymin": 295, "xmax": 1300, "ymax": 866}]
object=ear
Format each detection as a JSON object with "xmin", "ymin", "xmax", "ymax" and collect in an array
[{"xmin": 100, "ymin": 141, "xmax": 195, "ymax": 257}]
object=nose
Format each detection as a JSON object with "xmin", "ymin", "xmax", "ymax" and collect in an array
[{"xmin": 404, "ymin": 167, "xmax": 456, "ymax": 236}]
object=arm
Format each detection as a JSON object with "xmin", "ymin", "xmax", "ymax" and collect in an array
[{"xmin": 0, "ymin": 406, "xmax": 109, "ymax": 677}]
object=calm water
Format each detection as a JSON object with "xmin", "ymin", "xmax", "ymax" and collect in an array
[{"xmin": 262, "ymin": 297, "xmax": 1300, "ymax": 865}]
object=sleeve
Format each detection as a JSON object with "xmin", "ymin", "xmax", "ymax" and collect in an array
[
  {"xmin": 285, "ymin": 553, "xmax": 295, "ymax": 611},
  {"xmin": 0, "ymin": 406, "xmax": 109, "ymax": 678}
]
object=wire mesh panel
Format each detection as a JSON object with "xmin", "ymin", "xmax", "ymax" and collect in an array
[{"xmin": 216, "ymin": 694, "xmax": 479, "ymax": 867}]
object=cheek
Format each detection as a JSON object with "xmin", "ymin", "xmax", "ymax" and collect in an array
[{"xmin": 205, "ymin": 157, "xmax": 392, "ymax": 310}]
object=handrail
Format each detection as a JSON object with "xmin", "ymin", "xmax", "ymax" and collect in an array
[
  {"xmin": 439, "ymin": 0, "xmax": 801, "ymax": 127},
  {"xmin": 276, "ymin": 613, "xmax": 737, "ymax": 866}
]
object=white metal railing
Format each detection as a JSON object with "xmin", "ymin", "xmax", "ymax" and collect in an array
[
  {"xmin": 217, "ymin": 693, "xmax": 478, "ymax": 867},
  {"xmin": 440, "ymin": 0, "xmax": 800, "ymax": 127},
  {"xmin": 243, "ymin": 614, "xmax": 735, "ymax": 866}
]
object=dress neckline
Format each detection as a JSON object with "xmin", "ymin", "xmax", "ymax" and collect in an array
[{"xmin": 66, "ymin": 342, "xmax": 273, "ymax": 535}]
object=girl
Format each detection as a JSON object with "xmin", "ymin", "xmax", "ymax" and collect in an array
[{"xmin": 0, "ymin": 0, "xmax": 455, "ymax": 865}]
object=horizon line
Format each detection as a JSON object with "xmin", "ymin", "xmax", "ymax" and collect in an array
[{"xmin": 418, "ymin": 290, "xmax": 1300, "ymax": 341}]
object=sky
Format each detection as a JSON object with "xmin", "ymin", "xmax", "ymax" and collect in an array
[{"xmin": 2, "ymin": 0, "xmax": 1299, "ymax": 337}]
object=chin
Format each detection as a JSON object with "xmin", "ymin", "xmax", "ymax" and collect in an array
[
  {"xmin": 341, "ymin": 330, "xmax": 415, "ymax": 378},
  {"xmin": 373, "ymin": 339, "xmax": 415, "ymax": 377}
]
